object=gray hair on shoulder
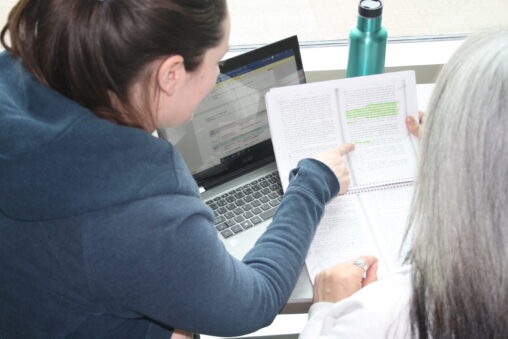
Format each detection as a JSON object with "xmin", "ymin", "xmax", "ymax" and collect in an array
[{"xmin": 407, "ymin": 29, "xmax": 508, "ymax": 339}]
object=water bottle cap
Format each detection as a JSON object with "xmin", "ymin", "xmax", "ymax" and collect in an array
[{"xmin": 358, "ymin": 0, "xmax": 383, "ymax": 18}]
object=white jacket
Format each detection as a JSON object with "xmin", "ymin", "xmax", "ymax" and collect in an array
[{"xmin": 300, "ymin": 268, "xmax": 412, "ymax": 339}]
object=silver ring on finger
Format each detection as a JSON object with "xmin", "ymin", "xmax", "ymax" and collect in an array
[{"xmin": 353, "ymin": 259, "xmax": 368, "ymax": 278}]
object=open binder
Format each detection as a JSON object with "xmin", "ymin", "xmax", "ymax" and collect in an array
[{"xmin": 265, "ymin": 71, "xmax": 419, "ymax": 281}]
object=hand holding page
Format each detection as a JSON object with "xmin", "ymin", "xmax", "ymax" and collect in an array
[{"xmin": 266, "ymin": 71, "xmax": 418, "ymax": 281}]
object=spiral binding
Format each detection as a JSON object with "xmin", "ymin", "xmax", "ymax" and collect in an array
[{"xmin": 345, "ymin": 178, "xmax": 414, "ymax": 195}]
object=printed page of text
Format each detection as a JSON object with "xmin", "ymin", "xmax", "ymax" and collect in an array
[
  {"xmin": 337, "ymin": 73, "xmax": 419, "ymax": 188},
  {"xmin": 266, "ymin": 85, "xmax": 343, "ymax": 191},
  {"xmin": 358, "ymin": 184, "xmax": 414, "ymax": 272},
  {"xmin": 305, "ymin": 194, "xmax": 388, "ymax": 283}
]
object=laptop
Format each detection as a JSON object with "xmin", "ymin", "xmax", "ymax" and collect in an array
[{"xmin": 158, "ymin": 35, "xmax": 306, "ymax": 259}]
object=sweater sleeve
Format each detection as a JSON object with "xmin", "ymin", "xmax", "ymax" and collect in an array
[{"xmin": 81, "ymin": 158, "xmax": 338, "ymax": 337}]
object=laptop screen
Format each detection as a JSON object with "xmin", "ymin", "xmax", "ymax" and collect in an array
[{"xmin": 158, "ymin": 36, "xmax": 305, "ymax": 190}]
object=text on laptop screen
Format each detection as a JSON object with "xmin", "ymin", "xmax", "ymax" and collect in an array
[{"xmin": 159, "ymin": 36, "xmax": 305, "ymax": 189}]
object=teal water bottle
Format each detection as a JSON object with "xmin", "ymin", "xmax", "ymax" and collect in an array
[{"xmin": 346, "ymin": 0, "xmax": 387, "ymax": 78}]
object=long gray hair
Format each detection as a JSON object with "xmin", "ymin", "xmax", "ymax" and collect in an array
[{"xmin": 407, "ymin": 30, "xmax": 508, "ymax": 338}]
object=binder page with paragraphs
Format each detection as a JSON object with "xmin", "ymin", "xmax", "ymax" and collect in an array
[{"xmin": 266, "ymin": 71, "xmax": 418, "ymax": 281}]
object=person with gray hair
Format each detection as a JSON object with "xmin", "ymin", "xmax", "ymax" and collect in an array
[{"xmin": 300, "ymin": 29, "xmax": 508, "ymax": 339}]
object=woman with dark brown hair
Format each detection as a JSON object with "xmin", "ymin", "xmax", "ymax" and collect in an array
[{"xmin": 0, "ymin": 1, "xmax": 354, "ymax": 338}]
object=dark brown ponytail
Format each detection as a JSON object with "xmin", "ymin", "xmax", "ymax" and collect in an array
[{"xmin": 1, "ymin": 0, "xmax": 227, "ymax": 131}]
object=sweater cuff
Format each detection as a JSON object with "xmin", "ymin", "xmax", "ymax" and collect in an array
[{"xmin": 287, "ymin": 158, "xmax": 340, "ymax": 203}]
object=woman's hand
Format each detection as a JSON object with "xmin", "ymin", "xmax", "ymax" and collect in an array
[
  {"xmin": 406, "ymin": 110, "xmax": 424, "ymax": 138},
  {"xmin": 312, "ymin": 256, "xmax": 378, "ymax": 304},
  {"xmin": 310, "ymin": 143, "xmax": 355, "ymax": 195},
  {"xmin": 170, "ymin": 329, "xmax": 193, "ymax": 339}
]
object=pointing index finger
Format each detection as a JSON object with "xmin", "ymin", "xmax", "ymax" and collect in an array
[{"xmin": 337, "ymin": 143, "xmax": 355, "ymax": 156}]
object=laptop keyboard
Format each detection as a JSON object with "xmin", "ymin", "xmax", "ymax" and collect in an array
[{"xmin": 205, "ymin": 172, "xmax": 283, "ymax": 239}]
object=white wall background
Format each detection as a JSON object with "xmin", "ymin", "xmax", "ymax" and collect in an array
[
  {"xmin": 227, "ymin": 0, "xmax": 508, "ymax": 45},
  {"xmin": 2, "ymin": 1, "xmax": 508, "ymax": 49},
  {"xmin": 0, "ymin": 0, "xmax": 17, "ymax": 50}
]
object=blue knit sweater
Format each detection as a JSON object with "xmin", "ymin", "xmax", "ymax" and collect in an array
[{"xmin": 0, "ymin": 52, "xmax": 339, "ymax": 338}]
